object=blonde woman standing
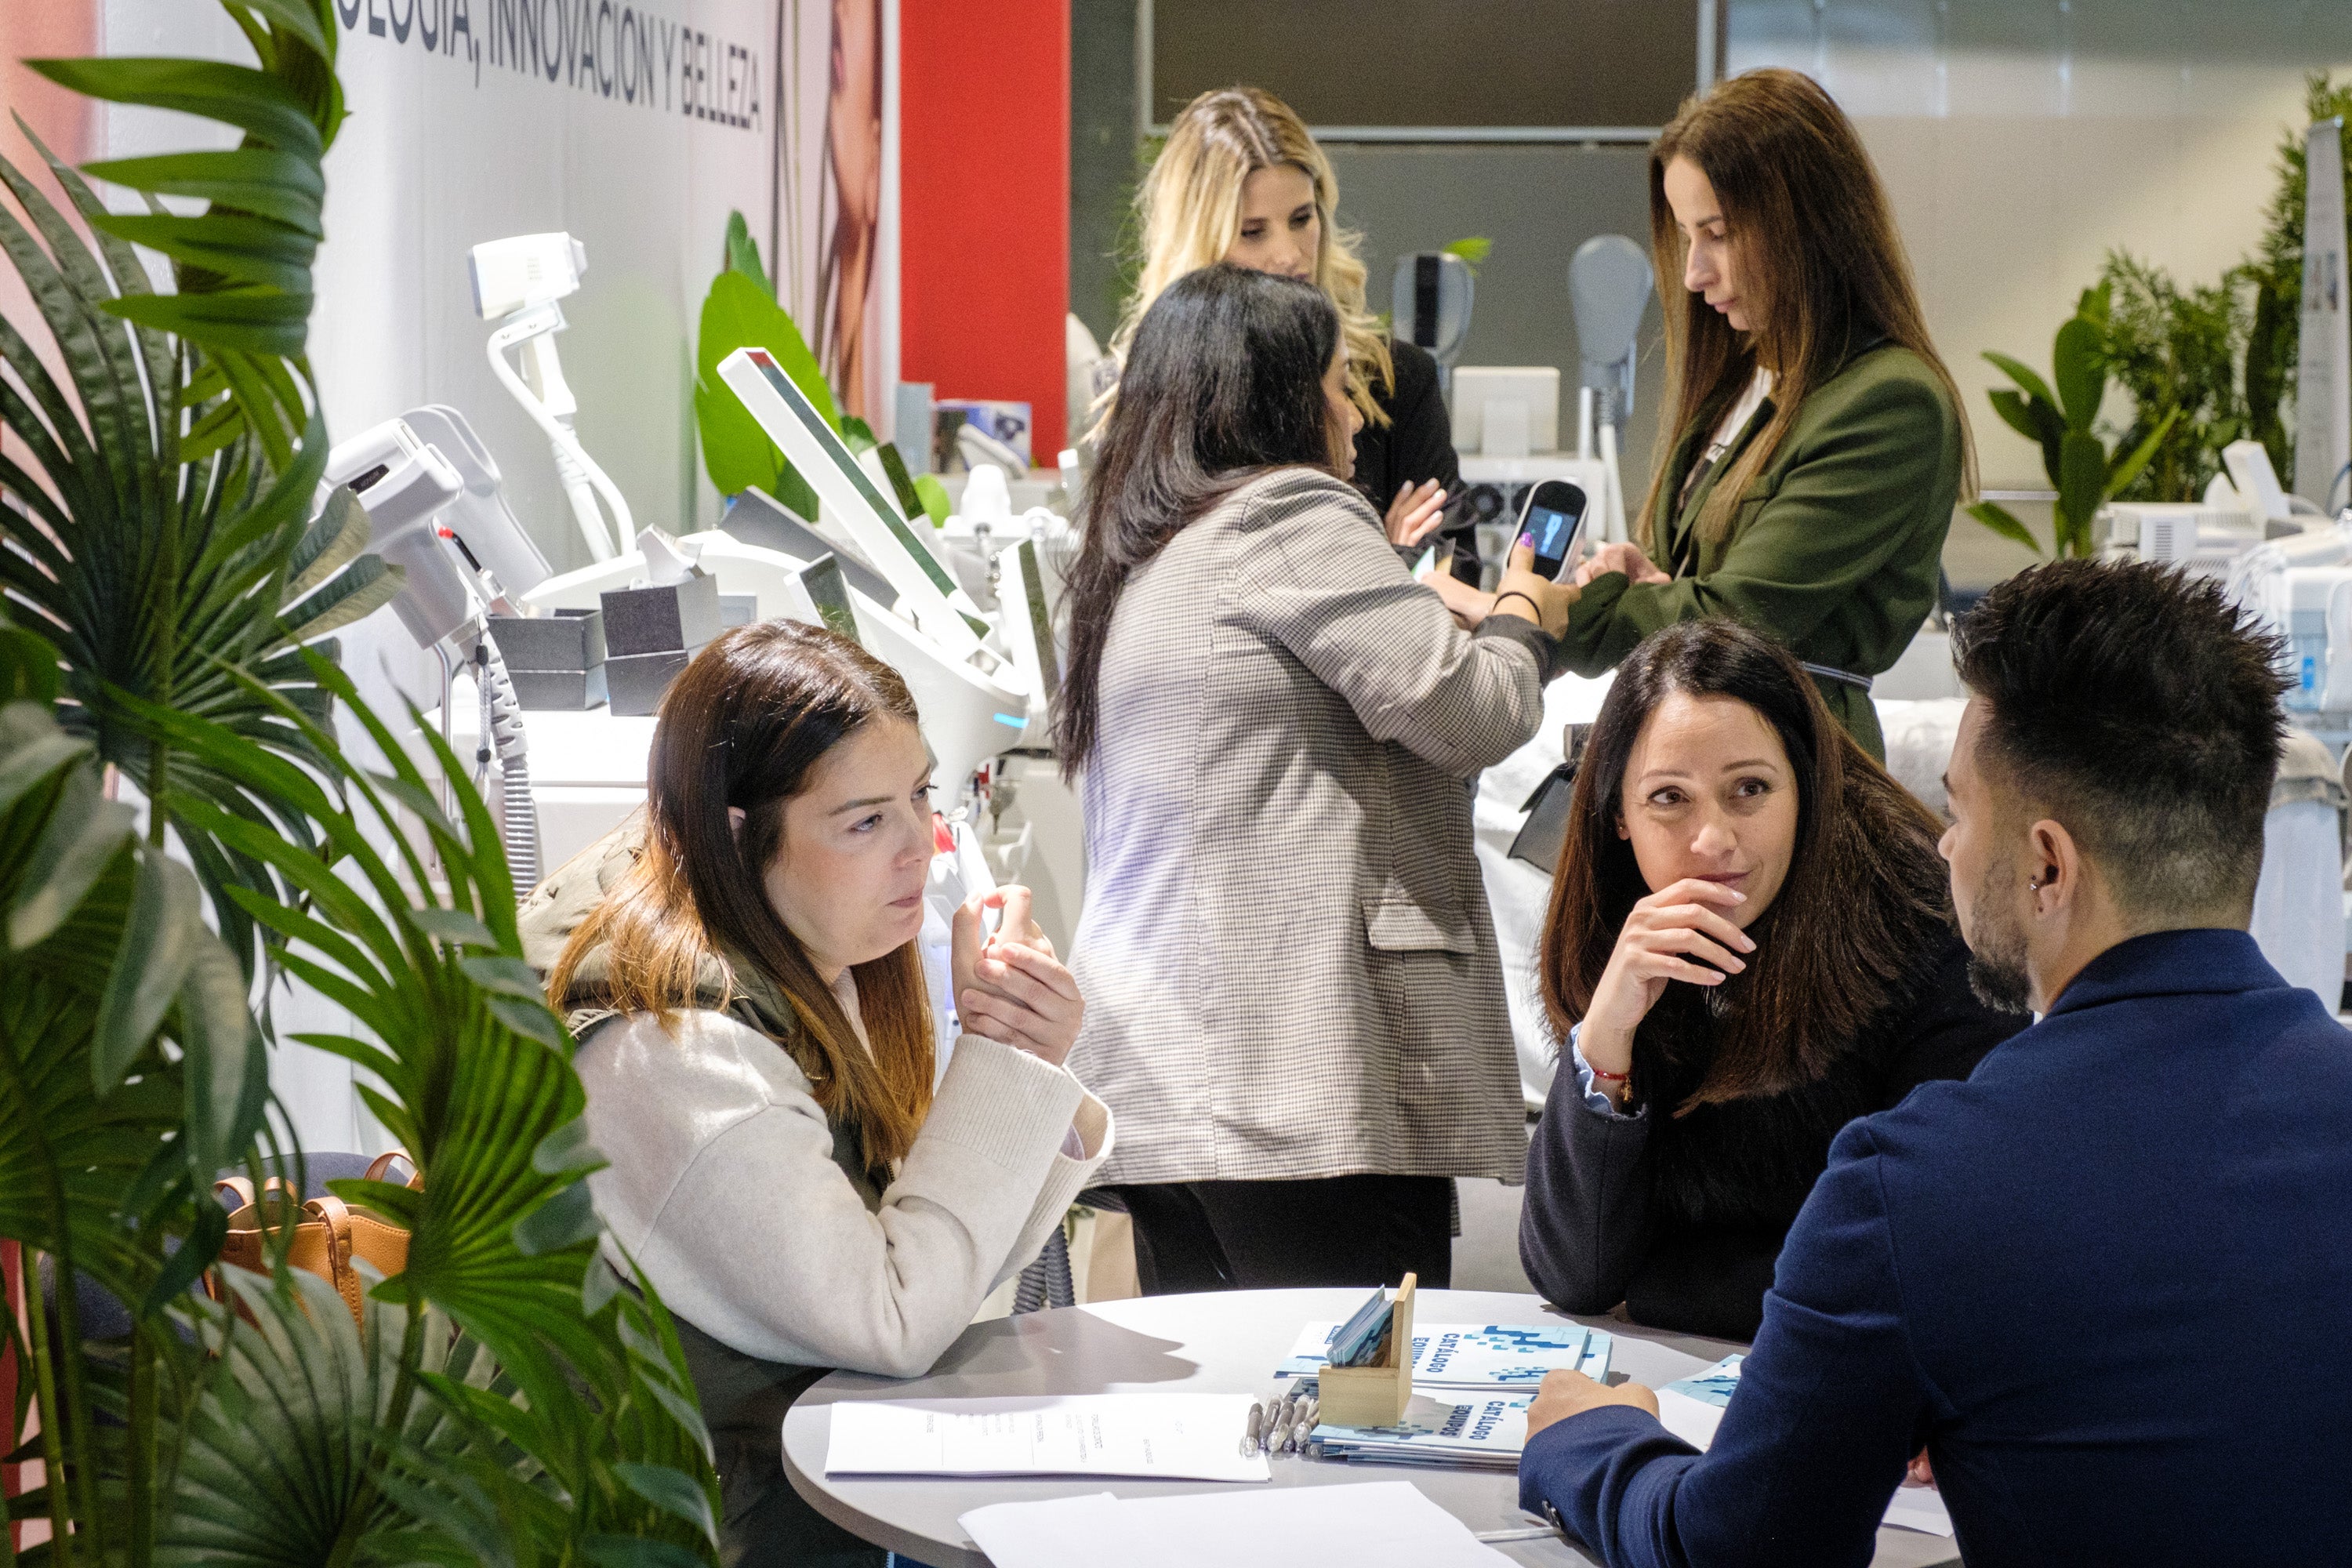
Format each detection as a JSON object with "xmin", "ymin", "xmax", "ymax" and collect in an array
[{"xmin": 1113, "ymin": 87, "xmax": 1478, "ymax": 583}]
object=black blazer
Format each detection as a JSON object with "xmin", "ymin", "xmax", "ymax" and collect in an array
[
  {"xmin": 1352, "ymin": 337, "xmax": 1481, "ymax": 584},
  {"xmin": 1518, "ymin": 929, "xmax": 2025, "ymax": 1342}
]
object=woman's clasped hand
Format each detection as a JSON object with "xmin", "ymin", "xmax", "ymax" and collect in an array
[
  {"xmin": 951, "ymin": 887, "xmax": 1084, "ymax": 1067},
  {"xmin": 1577, "ymin": 878, "xmax": 1756, "ymax": 1083}
]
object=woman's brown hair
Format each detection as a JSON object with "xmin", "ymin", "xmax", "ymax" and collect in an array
[
  {"xmin": 547, "ymin": 621, "xmax": 935, "ymax": 1171},
  {"xmin": 1539, "ymin": 619, "xmax": 1951, "ymax": 1109},
  {"xmin": 1640, "ymin": 67, "xmax": 1974, "ymax": 554}
]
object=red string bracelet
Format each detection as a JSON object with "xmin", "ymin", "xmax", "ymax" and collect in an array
[{"xmin": 1590, "ymin": 1065, "xmax": 1631, "ymax": 1084}]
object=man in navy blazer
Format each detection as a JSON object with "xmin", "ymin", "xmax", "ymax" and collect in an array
[{"xmin": 1516, "ymin": 559, "xmax": 2352, "ymax": 1566}]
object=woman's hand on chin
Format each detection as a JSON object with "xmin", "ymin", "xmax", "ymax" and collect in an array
[
  {"xmin": 1580, "ymin": 877, "xmax": 1756, "ymax": 1076},
  {"xmin": 952, "ymin": 886, "xmax": 1085, "ymax": 1068}
]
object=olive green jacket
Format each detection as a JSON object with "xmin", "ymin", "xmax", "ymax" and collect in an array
[{"xmin": 1556, "ymin": 343, "xmax": 1962, "ymax": 760}]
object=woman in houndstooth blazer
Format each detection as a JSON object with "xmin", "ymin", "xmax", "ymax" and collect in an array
[{"xmin": 1059, "ymin": 263, "xmax": 1572, "ymax": 1292}]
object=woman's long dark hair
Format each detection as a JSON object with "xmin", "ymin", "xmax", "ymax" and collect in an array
[
  {"xmin": 1540, "ymin": 620, "xmax": 1951, "ymax": 1109},
  {"xmin": 549, "ymin": 621, "xmax": 935, "ymax": 1171},
  {"xmin": 1641, "ymin": 68, "xmax": 1973, "ymax": 552},
  {"xmin": 1056, "ymin": 262, "xmax": 1344, "ymax": 776}
]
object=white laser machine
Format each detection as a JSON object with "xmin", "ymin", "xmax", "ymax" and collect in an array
[
  {"xmin": 470, "ymin": 231, "xmax": 635, "ymax": 562},
  {"xmin": 715, "ymin": 347, "xmax": 1033, "ymax": 794},
  {"xmin": 326, "ymin": 410, "xmax": 550, "ymax": 892}
]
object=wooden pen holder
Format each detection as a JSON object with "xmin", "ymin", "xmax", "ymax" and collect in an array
[{"xmin": 1315, "ymin": 1272, "xmax": 1417, "ymax": 1427}]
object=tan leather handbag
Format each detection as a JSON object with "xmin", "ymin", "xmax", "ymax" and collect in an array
[{"xmin": 209, "ymin": 1152, "xmax": 423, "ymax": 1324}]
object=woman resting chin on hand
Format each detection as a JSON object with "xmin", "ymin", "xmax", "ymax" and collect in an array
[
  {"xmin": 1515, "ymin": 619, "xmax": 2023, "ymax": 1342},
  {"xmin": 521, "ymin": 621, "xmax": 1109, "ymax": 1568}
]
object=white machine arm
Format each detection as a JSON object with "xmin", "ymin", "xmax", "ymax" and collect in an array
[{"xmin": 485, "ymin": 303, "xmax": 633, "ymax": 562}]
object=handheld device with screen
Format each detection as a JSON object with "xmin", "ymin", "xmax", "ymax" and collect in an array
[{"xmin": 1520, "ymin": 479, "xmax": 1592, "ymax": 582}]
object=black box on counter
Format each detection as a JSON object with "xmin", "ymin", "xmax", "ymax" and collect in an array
[
  {"xmin": 510, "ymin": 666, "xmax": 610, "ymax": 711},
  {"xmin": 600, "ymin": 572, "xmax": 722, "ymax": 658},
  {"xmin": 604, "ymin": 648, "xmax": 695, "ymax": 717},
  {"xmin": 488, "ymin": 608, "xmax": 608, "ymax": 712},
  {"xmin": 488, "ymin": 608, "xmax": 606, "ymax": 671}
]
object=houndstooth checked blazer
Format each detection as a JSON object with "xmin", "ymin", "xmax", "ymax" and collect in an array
[{"xmin": 1065, "ymin": 467, "xmax": 1552, "ymax": 1185}]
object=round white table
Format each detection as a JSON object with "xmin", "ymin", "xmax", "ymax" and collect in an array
[{"xmin": 782, "ymin": 1287, "xmax": 1962, "ymax": 1567}]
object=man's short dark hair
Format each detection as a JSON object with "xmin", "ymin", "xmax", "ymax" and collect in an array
[{"xmin": 1950, "ymin": 558, "xmax": 2290, "ymax": 918}]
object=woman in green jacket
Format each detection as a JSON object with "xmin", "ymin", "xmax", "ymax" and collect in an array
[{"xmin": 1432, "ymin": 68, "xmax": 1971, "ymax": 761}]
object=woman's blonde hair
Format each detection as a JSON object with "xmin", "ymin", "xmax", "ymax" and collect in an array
[
  {"xmin": 1112, "ymin": 86, "xmax": 1393, "ymax": 426},
  {"xmin": 1642, "ymin": 68, "xmax": 1974, "ymax": 554}
]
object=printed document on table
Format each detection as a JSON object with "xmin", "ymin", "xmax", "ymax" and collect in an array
[
  {"xmin": 1653, "ymin": 1355, "xmax": 1954, "ymax": 1538},
  {"xmin": 960, "ymin": 1480, "xmax": 1514, "ymax": 1568},
  {"xmin": 822, "ymin": 1394, "xmax": 1270, "ymax": 1483}
]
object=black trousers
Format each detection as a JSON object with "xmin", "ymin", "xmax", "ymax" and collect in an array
[{"xmin": 1112, "ymin": 1175, "xmax": 1454, "ymax": 1295}]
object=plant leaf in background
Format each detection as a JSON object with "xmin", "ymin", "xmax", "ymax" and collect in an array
[
  {"xmin": 723, "ymin": 207, "xmax": 772, "ymax": 301},
  {"xmin": 2095, "ymin": 250, "xmax": 2248, "ymax": 503},
  {"xmin": 27, "ymin": 0, "xmax": 344, "ymax": 470},
  {"xmin": 695, "ymin": 267, "xmax": 832, "ymax": 520},
  {"xmin": 1963, "ymin": 500, "xmax": 2044, "ymax": 554},
  {"xmin": 1443, "ymin": 235, "xmax": 1494, "ymax": 272},
  {"xmin": 1974, "ymin": 284, "xmax": 2184, "ymax": 559}
]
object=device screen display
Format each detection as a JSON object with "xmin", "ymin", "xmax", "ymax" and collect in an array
[{"xmin": 1528, "ymin": 504, "xmax": 1579, "ymax": 568}]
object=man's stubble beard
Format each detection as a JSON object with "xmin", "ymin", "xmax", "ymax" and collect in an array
[{"xmin": 1963, "ymin": 855, "xmax": 2034, "ymax": 1014}]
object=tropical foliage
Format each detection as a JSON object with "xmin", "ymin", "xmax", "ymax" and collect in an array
[
  {"xmin": 1, "ymin": 3, "xmax": 719, "ymax": 1561},
  {"xmin": 2096, "ymin": 251, "xmax": 2249, "ymax": 505},
  {"xmin": 0, "ymin": 4, "xmax": 391, "ymax": 978},
  {"xmin": 1967, "ymin": 284, "xmax": 2177, "ymax": 558}
]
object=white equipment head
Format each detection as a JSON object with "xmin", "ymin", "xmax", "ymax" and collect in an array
[
  {"xmin": 398, "ymin": 404, "xmax": 550, "ymax": 610},
  {"xmin": 468, "ymin": 232, "xmax": 587, "ymax": 318},
  {"xmin": 1570, "ymin": 235, "xmax": 1653, "ymax": 428},
  {"xmin": 325, "ymin": 419, "xmax": 471, "ymax": 648}
]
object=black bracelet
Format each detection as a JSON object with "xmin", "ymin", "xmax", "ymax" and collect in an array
[{"xmin": 1492, "ymin": 590, "xmax": 1542, "ymax": 623}]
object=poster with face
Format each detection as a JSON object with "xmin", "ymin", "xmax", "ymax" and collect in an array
[{"xmin": 774, "ymin": 0, "xmax": 894, "ymax": 429}]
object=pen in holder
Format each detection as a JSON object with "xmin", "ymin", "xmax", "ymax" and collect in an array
[{"xmin": 1315, "ymin": 1272, "xmax": 1416, "ymax": 1427}]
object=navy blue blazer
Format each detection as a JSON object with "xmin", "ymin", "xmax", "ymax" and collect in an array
[{"xmin": 1519, "ymin": 928, "xmax": 2352, "ymax": 1567}]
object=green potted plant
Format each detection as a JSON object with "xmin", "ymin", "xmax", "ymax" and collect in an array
[
  {"xmin": 1967, "ymin": 284, "xmax": 2178, "ymax": 559},
  {"xmin": 2094, "ymin": 252, "xmax": 2248, "ymax": 505},
  {"xmin": 2, "ymin": 3, "xmax": 720, "ymax": 1559}
]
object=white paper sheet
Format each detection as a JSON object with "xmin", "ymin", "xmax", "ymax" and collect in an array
[
  {"xmin": 822, "ymin": 1395, "xmax": 1270, "ymax": 1484},
  {"xmin": 959, "ymin": 1480, "xmax": 1515, "ymax": 1568},
  {"xmin": 1653, "ymin": 1386, "xmax": 1954, "ymax": 1538}
]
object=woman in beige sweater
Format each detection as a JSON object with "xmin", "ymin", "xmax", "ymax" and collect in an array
[{"xmin": 521, "ymin": 620, "xmax": 1109, "ymax": 1568}]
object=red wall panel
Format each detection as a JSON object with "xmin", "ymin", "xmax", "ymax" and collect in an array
[{"xmin": 898, "ymin": 0, "xmax": 1069, "ymax": 462}]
